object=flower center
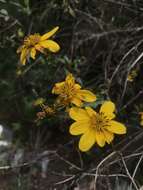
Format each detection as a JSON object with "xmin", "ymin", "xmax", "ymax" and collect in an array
[
  {"xmin": 63, "ymin": 81, "xmax": 76, "ymax": 98},
  {"xmin": 91, "ymin": 113, "xmax": 109, "ymax": 131},
  {"xmin": 24, "ymin": 34, "xmax": 41, "ymax": 47},
  {"xmin": 58, "ymin": 83, "xmax": 77, "ymax": 105}
]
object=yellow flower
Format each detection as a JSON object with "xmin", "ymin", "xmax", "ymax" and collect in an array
[
  {"xmin": 127, "ymin": 70, "xmax": 137, "ymax": 82},
  {"xmin": 17, "ymin": 26, "xmax": 60, "ymax": 65},
  {"xmin": 16, "ymin": 68, "xmax": 22, "ymax": 76},
  {"xmin": 33, "ymin": 98, "xmax": 45, "ymax": 106},
  {"xmin": 69, "ymin": 101, "xmax": 126, "ymax": 152},
  {"xmin": 52, "ymin": 73, "xmax": 96, "ymax": 107},
  {"xmin": 139, "ymin": 112, "xmax": 143, "ymax": 126},
  {"xmin": 36, "ymin": 105, "xmax": 55, "ymax": 121},
  {"xmin": 45, "ymin": 106, "xmax": 55, "ymax": 115}
]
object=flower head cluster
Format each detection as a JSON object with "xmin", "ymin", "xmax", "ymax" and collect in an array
[
  {"xmin": 52, "ymin": 73, "xmax": 96, "ymax": 107},
  {"xmin": 16, "ymin": 25, "xmax": 127, "ymax": 153},
  {"xmin": 17, "ymin": 26, "xmax": 60, "ymax": 65},
  {"xmin": 36, "ymin": 105, "xmax": 55, "ymax": 120},
  {"xmin": 69, "ymin": 101, "xmax": 126, "ymax": 152}
]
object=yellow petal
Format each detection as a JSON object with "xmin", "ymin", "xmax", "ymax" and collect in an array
[
  {"xmin": 140, "ymin": 120, "xmax": 143, "ymax": 126},
  {"xmin": 35, "ymin": 44, "xmax": 44, "ymax": 53},
  {"xmin": 66, "ymin": 73, "xmax": 75, "ymax": 85},
  {"xmin": 71, "ymin": 98, "xmax": 82, "ymax": 107},
  {"xmin": 85, "ymin": 107, "xmax": 97, "ymax": 117},
  {"xmin": 41, "ymin": 26, "xmax": 59, "ymax": 41},
  {"xmin": 107, "ymin": 120, "xmax": 126, "ymax": 134},
  {"xmin": 103, "ymin": 129, "xmax": 114, "ymax": 144},
  {"xmin": 95, "ymin": 131, "xmax": 105, "ymax": 147},
  {"xmin": 21, "ymin": 58, "xmax": 26, "ymax": 65},
  {"xmin": 77, "ymin": 90, "xmax": 96, "ymax": 102},
  {"xmin": 20, "ymin": 48, "xmax": 29, "ymax": 65},
  {"xmin": 17, "ymin": 45, "xmax": 23, "ymax": 53},
  {"xmin": 39, "ymin": 40, "xmax": 60, "ymax": 52},
  {"xmin": 52, "ymin": 82, "xmax": 65, "ymax": 94},
  {"xmin": 33, "ymin": 98, "xmax": 45, "ymax": 106},
  {"xmin": 69, "ymin": 107, "xmax": 90, "ymax": 121},
  {"xmin": 30, "ymin": 48, "xmax": 36, "ymax": 59},
  {"xmin": 79, "ymin": 129, "xmax": 96, "ymax": 152},
  {"xmin": 74, "ymin": 84, "xmax": 81, "ymax": 90},
  {"xmin": 100, "ymin": 101, "xmax": 115, "ymax": 119},
  {"xmin": 69, "ymin": 121, "xmax": 90, "ymax": 135}
]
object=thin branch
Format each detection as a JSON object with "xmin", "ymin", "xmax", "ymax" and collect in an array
[
  {"xmin": 121, "ymin": 89, "xmax": 143, "ymax": 110},
  {"xmin": 55, "ymin": 153, "xmax": 82, "ymax": 171},
  {"xmin": 92, "ymin": 151, "xmax": 116, "ymax": 189},
  {"xmin": 21, "ymin": 57, "xmax": 42, "ymax": 76},
  {"xmin": 0, "ymin": 20, "xmax": 20, "ymax": 33},
  {"xmin": 121, "ymin": 52, "xmax": 143, "ymax": 101},
  {"xmin": 0, "ymin": 150, "xmax": 56, "ymax": 170},
  {"xmin": 130, "ymin": 153, "xmax": 143, "ymax": 189},
  {"xmin": 120, "ymin": 153, "xmax": 139, "ymax": 190},
  {"xmin": 133, "ymin": 156, "xmax": 143, "ymax": 177},
  {"xmin": 77, "ymin": 26, "xmax": 143, "ymax": 47},
  {"xmin": 84, "ymin": 172, "xmax": 128, "ymax": 178},
  {"xmin": 54, "ymin": 175, "xmax": 76, "ymax": 185}
]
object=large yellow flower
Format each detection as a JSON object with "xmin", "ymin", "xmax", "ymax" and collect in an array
[
  {"xmin": 17, "ymin": 26, "xmax": 60, "ymax": 65},
  {"xmin": 69, "ymin": 101, "xmax": 127, "ymax": 152},
  {"xmin": 52, "ymin": 73, "xmax": 96, "ymax": 107}
]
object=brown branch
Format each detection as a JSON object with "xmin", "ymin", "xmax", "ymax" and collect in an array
[{"xmin": 120, "ymin": 153, "xmax": 139, "ymax": 190}]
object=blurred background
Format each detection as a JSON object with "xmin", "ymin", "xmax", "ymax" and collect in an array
[{"xmin": 0, "ymin": 0, "xmax": 143, "ymax": 189}]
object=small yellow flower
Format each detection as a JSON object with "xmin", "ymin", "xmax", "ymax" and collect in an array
[
  {"xmin": 44, "ymin": 106, "xmax": 55, "ymax": 115},
  {"xmin": 69, "ymin": 101, "xmax": 126, "ymax": 152},
  {"xmin": 127, "ymin": 70, "xmax": 137, "ymax": 82},
  {"xmin": 36, "ymin": 106, "xmax": 55, "ymax": 121},
  {"xmin": 139, "ymin": 112, "xmax": 143, "ymax": 126},
  {"xmin": 52, "ymin": 73, "xmax": 96, "ymax": 107},
  {"xmin": 33, "ymin": 98, "xmax": 45, "ymax": 106},
  {"xmin": 17, "ymin": 26, "xmax": 60, "ymax": 65},
  {"xmin": 16, "ymin": 69, "xmax": 22, "ymax": 76}
]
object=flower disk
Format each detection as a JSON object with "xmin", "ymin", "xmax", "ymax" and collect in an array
[
  {"xmin": 17, "ymin": 26, "xmax": 60, "ymax": 65},
  {"xmin": 69, "ymin": 101, "xmax": 127, "ymax": 152},
  {"xmin": 52, "ymin": 73, "xmax": 96, "ymax": 107}
]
